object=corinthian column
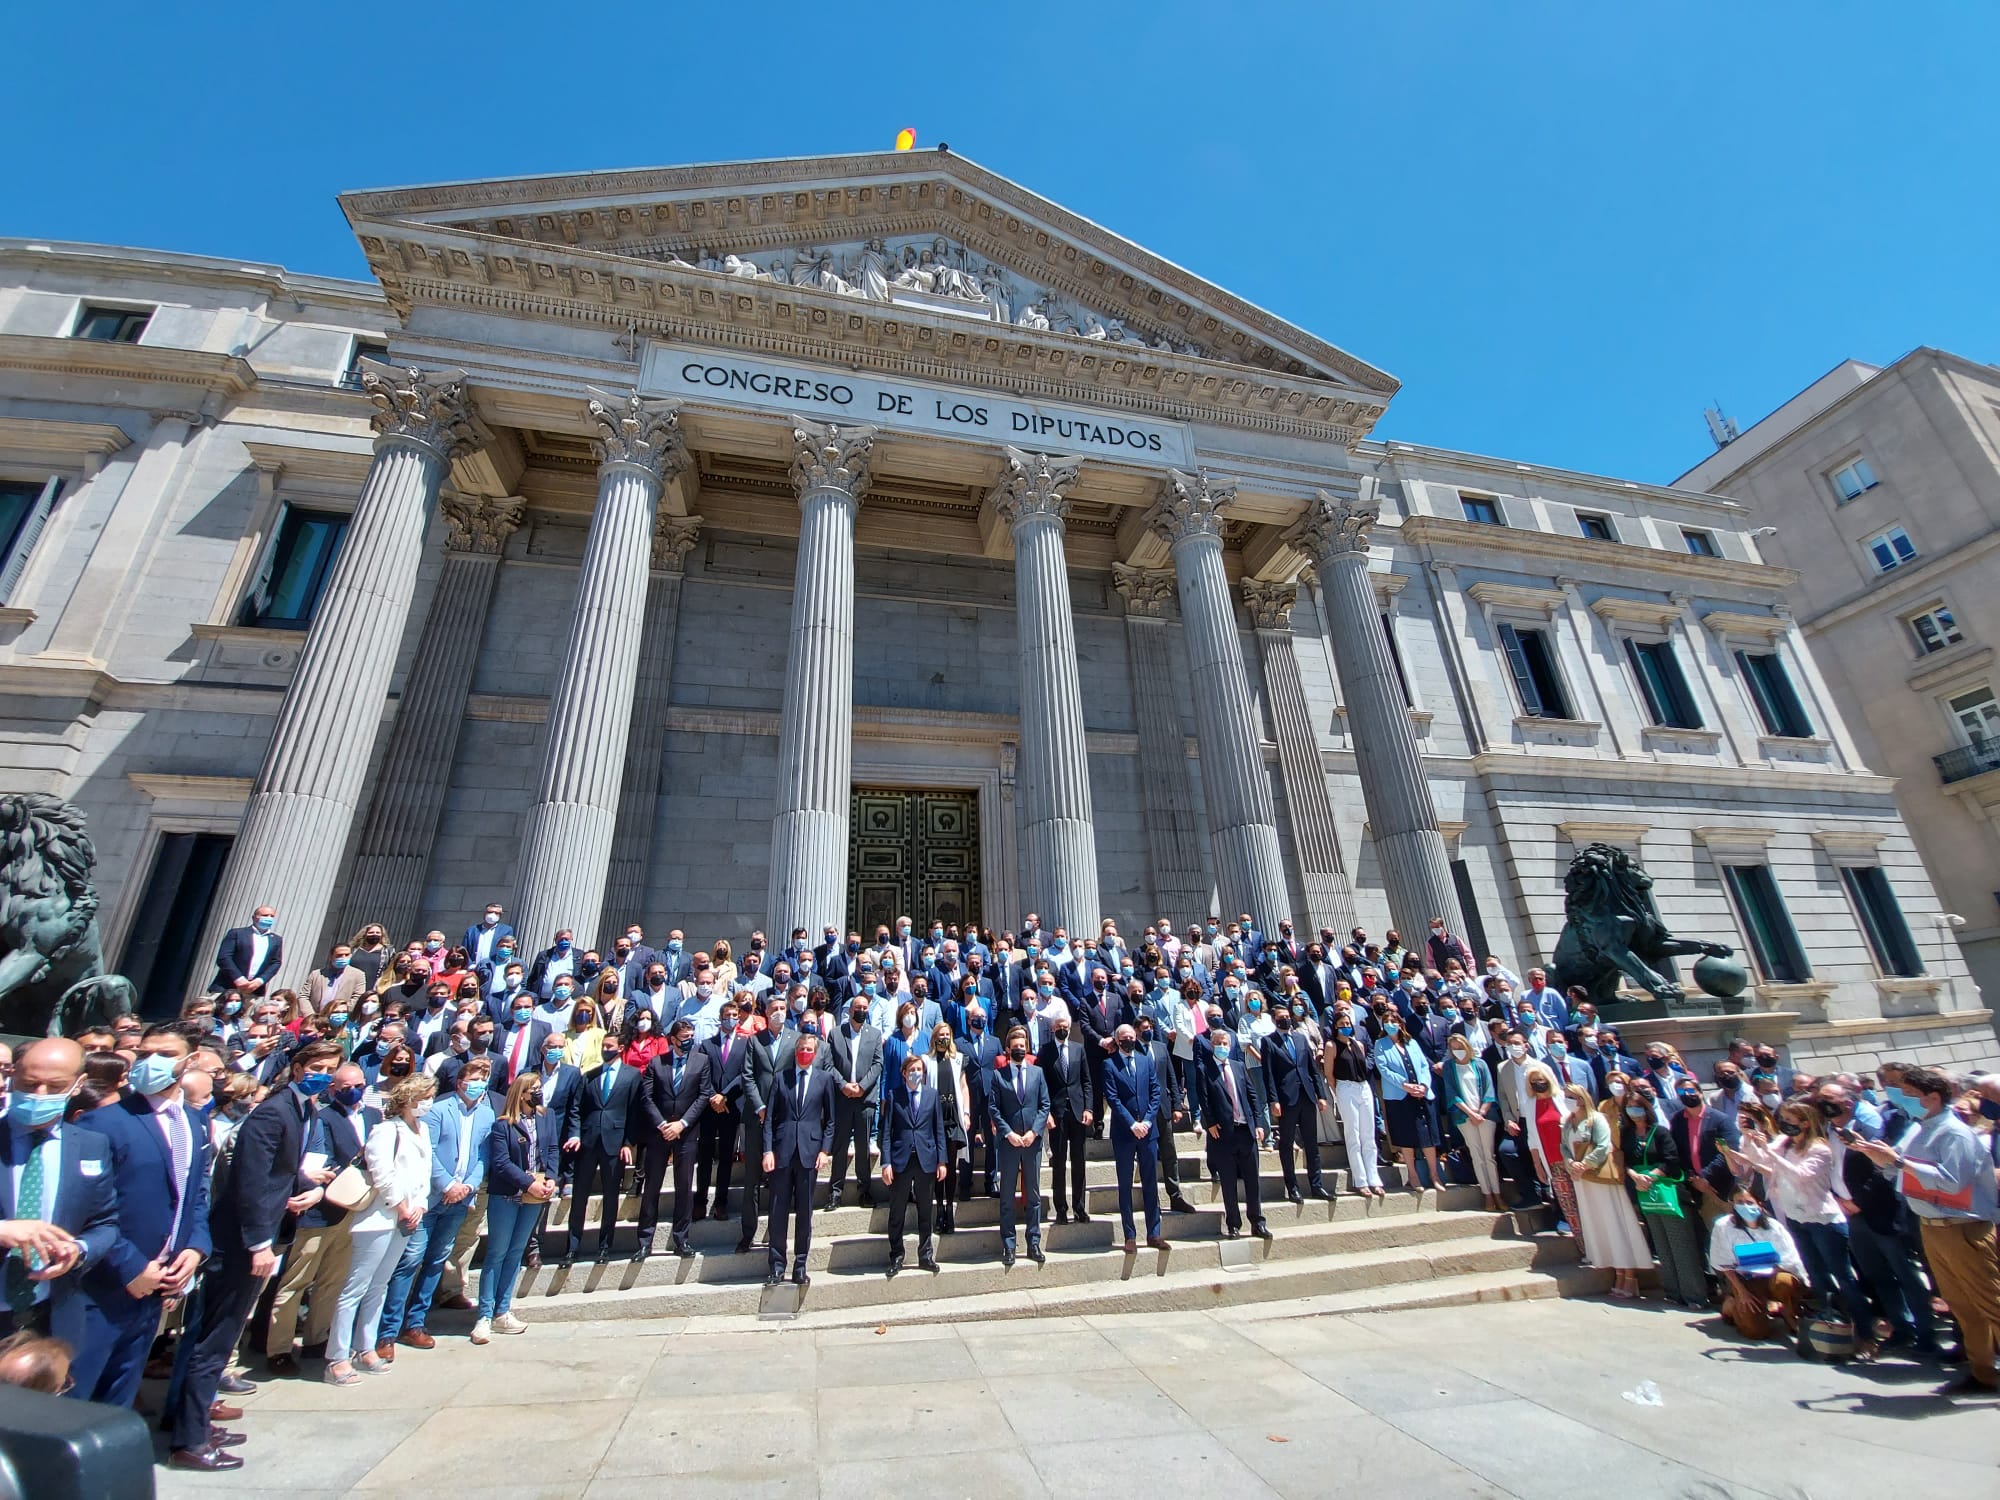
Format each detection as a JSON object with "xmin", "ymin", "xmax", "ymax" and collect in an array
[
  {"xmin": 988, "ymin": 448, "xmax": 1100, "ymax": 935},
  {"xmin": 600, "ymin": 512, "xmax": 703, "ymax": 934},
  {"xmin": 1284, "ymin": 481, "xmax": 1462, "ymax": 942},
  {"xmin": 334, "ymin": 494, "xmax": 524, "ymax": 947},
  {"xmin": 767, "ymin": 419, "xmax": 873, "ymax": 940},
  {"xmin": 1143, "ymin": 470, "xmax": 1290, "ymax": 929},
  {"xmin": 512, "ymin": 392, "xmax": 687, "ymax": 949},
  {"xmin": 1114, "ymin": 564, "xmax": 1210, "ymax": 926},
  {"xmin": 200, "ymin": 364, "xmax": 482, "ymax": 990},
  {"xmin": 1243, "ymin": 579, "xmax": 1358, "ymax": 935}
]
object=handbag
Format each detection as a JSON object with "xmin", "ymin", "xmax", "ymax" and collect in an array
[
  {"xmin": 324, "ymin": 1161, "xmax": 376, "ymax": 1214},
  {"xmin": 1634, "ymin": 1129, "xmax": 1685, "ymax": 1217}
]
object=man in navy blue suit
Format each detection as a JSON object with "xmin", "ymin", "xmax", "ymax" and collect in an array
[
  {"xmin": 71, "ymin": 1026, "xmax": 210, "ymax": 1408},
  {"xmin": 881, "ymin": 1052, "xmax": 947, "ymax": 1276},
  {"xmin": 761, "ymin": 1028, "xmax": 836, "ymax": 1289},
  {"xmin": 210, "ymin": 905, "xmax": 283, "ymax": 1002},
  {"xmin": 1102, "ymin": 1024, "xmax": 1167, "ymax": 1252},
  {"xmin": 1262, "ymin": 1008, "xmax": 1334, "ymax": 1203},
  {"xmin": 463, "ymin": 901, "xmax": 514, "ymax": 972}
]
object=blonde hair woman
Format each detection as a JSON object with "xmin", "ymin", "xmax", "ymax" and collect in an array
[
  {"xmin": 562, "ymin": 995, "xmax": 608, "ymax": 1074},
  {"xmin": 1562, "ymin": 1080, "xmax": 1650, "ymax": 1297},
  {"xmin": 928, "ymin": 1021, "xmax": 968, "ymax": 1233},
  {"xmin": 588, "ymin": 968, "xmax": 626, "ymax": 1035},
  {"xmin": 710, "ymin": 939, "xmax": 738, "ymax": 992},
  {"xmin": 325, "ymin": 1073, "xmax": 435, "ymax": 1384}
]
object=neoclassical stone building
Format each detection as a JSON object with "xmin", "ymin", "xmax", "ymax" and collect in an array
[{"xmin": 0, "ymin": 152, "xmax": 1991, "ymax": 1075}]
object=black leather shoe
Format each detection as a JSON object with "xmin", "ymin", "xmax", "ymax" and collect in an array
[
  {"xmin": 792, "ymin": 1266, "xmax": 810, "ymax": 1290},
  {"xmin": 1053, "ymin": 1210, "xmax": 1070, "ymax": 1225},
  {"xmin": 918, "ymin": 1251, "xmax": 940, "ymax": 1273},
  {"xmin": 265, "ymin": 1353, "xmax": 298, "ymax": 1376},
  {"xmin": 1028, "ymin": 1243, "xmax": 1046, "ymax": 1266},
  {"xmin": 217, "ymin": 1372, "xmax": 258, "ymax": 1396},
  {"xmin": 1000, "ymin": 1247, "xmax": 1016, "ymax": 1268},
  {"xmin": 859, "ymin": 1192, "xmax": 876, "ymax": 1208},
  {"xmin": 631, "ymin": 1237, "xmax": 652, "ymax": 1263},
  {"xmin": 168, "ymin": 1447, "xmax": 243, "ymax": 1472},
  {"xmin": 710, "ymin": 1203, "xmax": 731, "ymax": 1220},
  {"xmin": 734, "ymin": 1237, "xmax": 754, "ymax": 1255},
  {"xmin": 1169, "ymin": 1197, "xmax": 1195, "ymax": 1215},
  {"xmin": 671, "ymin": 1236, "xmax": 692, "ymax": 1259},
  {"xmin": 886, "ymin": 1257, "xmax": 903, "ymax": 1279},
  {"xmin": 1254, "ymin": 1221, "xmax": 1274, "ymax": 1241},
  {"xmin": 596, "ymin": 1243, "xmax": 614, "ymax": 1264},
  {"xmin": 827, "ymin": 1186, "xmax": 844, "ymax": 1212},
  {"xmin": 764, "ymin": 1266, "xmax": 782, "ymax": 1288},
  {"xmin": 1074, "ymin": 1210, "xmax": 1091, "ymax": 1223},
  {"xmin": 1314, "ymin": 1186, "xmax": 1337, "ymax": 1201},
  {"xmin": 1286, "ymin": 1187, "xmax": 1305, "ymax": 1206}
]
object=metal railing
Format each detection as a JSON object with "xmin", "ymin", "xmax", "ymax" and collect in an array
[{"xmin": 1934, "ymin": 740, "xmax": 2000, "ymax": 784}]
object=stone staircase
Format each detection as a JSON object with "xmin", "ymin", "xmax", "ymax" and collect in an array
[{"xmin": 468, "ymin": 1131, "xmax": 1605, "ymax": 1329}]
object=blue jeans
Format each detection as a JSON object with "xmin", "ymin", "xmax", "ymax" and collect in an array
[
  {"xmin": 1790, "ymin": 1217, "xmax": 1869, "ymax": 1330},
  {"xmin": 477, "ymin": 1197, "xmax": 540, "ymax": 1321},
  {"xmin": 382, "ymin": 1200, "xmax": 469, "ymax": 1337}
]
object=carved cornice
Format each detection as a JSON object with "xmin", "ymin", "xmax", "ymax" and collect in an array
[
  {"xmin": 1466, "ymin": 581, "xmax": 1567, "ymax": 617},
  {"xmin": 651, "ymin": 512, "xmax": 703, "ymax": 573},
  {"xmin": 0, "ymin": 334, "xmax": 256, "ymax": 402},
  {"xmin": 0, "ymin": 416, "xmax": 131, "ymax": 476},
  {"xmin": 986, "ymin": 448, "xmax": 1081, "ymax": 531},
  {"xmin": 790, "ymin": 419, "xmax": 875, "ymax": 501},
  {"xmin": 440, "ymin": 494, "xmax": 524, "ymax": 555},
  {"xmin": 585, "ymin": 389, "xmax": 688, "ymax": 481},
  {"xmin": 1242, "ymin": 579, "xmax": 1297, "ymax": 631},
  {"xmin": 360, "ymin": 361, "xmax": 482, "ymax": 462},
  {"xmin": 1143, "ymin": 469, "xmax": 1236, "ymax": 548},
  {"xmin": 1112, "ymin": 563, "xmax": 1177, "ymax": 619},
  {"xmin": 1283, "ymin": 485, "xmax": 1378, "ymax": 563},
  {"xmin": 1697, "ymin": 609, "xmax": 1789, "ymax": 643}
]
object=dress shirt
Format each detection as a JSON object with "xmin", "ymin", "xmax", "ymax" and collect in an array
[
  {"xmin": 7, "ymin": 1121, "xmax": 62, "ymax": 1307},
  {"xmin": 537, "ymin": 953, "xmax": 576, "ymax": 999},
  {"xmin": 248, "ymin": 932, "xmax": 272, "ymax": 982},
  {"xmin": 146, "ymin": 1093, "xmax": 194, "ymax": 1257}
]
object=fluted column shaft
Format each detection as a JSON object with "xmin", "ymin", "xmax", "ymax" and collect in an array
[
  {"xmin": 992, "ymin": 450, "xmax": 1099, "ymax": 935},
  {"xmin": 1115, "ymin": 565, "xmax": 1210, "ymax": 928},
  {"xmin": 199, "ymin": 364, "xmax": 479, "ymax": 993},
  {"xmin": 1146, "ymin": 471, "xmax": 1290, "ymax": 929},
  {"xmin": 768, "ymin": 421, "xmax": 874, "ymax": 939},
  {"xmin": 513, "ymin": 394, "xmax": 686, "ymax": 950},
  {"xmin": 1287, "ymin": 485, "xmax": 1463, "ymax": 942}
]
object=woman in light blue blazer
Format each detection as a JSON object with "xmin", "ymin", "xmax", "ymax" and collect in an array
[
  {"xmin": 1441, "ymin": 1033, "xmax": 1503, "ymax": 1209},
  {"xmin": 1371, "ymin": 1019, "xmax": 1441, "ymax": 1192}
]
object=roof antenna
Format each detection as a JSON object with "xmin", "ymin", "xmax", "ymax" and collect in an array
[{"xmin": 1703, "ymin": 402, "xmax": 1739, "ymax": 450}]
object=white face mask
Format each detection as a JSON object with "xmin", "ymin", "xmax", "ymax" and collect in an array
[
  {"xmin": 1507, "ymin": 1044, "xmax": 1527, "ymax": 1061},
  {"xmin": 1608, "ymin": 1081, "xmax": 1627, "ymax": 1099}
]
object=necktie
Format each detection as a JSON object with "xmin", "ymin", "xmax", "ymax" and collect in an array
[
  {"xmin": 1222, "ymin": 1063, "xmax": 1244, "ymax": 1126},
  {"xmin": 796, "ymin": 1072, "xmax": 806, "ymax": 1114},
  {"xmin": 7, "ymin": 1131, "xmax": 47, "ymax": 1315},
  {"xmin": 162, "ymin": 1104, "xmax": 192, "ymax": 1255},
  {"xmin": 602, "ymin": 1065, "xmax": 614, "ymax": 1103},
  {"xmin": 673, "ymin": 1055, "xmax": 684, "ymax": 1092},
  {"xmin": 1014, "ymin": 1067, "xmax": 1025, "ymax": 1104},
  {"xmin": 1686, "ymin": 1118, "xmax": 1702, "ymax": 1174}
]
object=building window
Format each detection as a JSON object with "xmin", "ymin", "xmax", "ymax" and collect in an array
[
  {"xmin": 0, "ymin": 476, "xmax": 62, "ymax": 604},
  {"xmin": 71, "ymin": 304, "xmax": 152, "ymax": 343},
  {"xmin": 1722, "ymin": 864, "xmax": 1811, "ymax": 983},
  {"xmin": 1681, "ymin": 528, "xmax": 1719, "ymax": 557},
  {"xmin": 1461, "ymin": 495, "xmax": 1503, "ymax": 526},
  {"xmin": 1907, "ymin": 604, "xmax": 1963, "ymax": 655},
  {"xmin": 1624, "ymin": 637, "xmax": 1704, "ymax": 729},
  {"xmin": 1831, "ymin": 458, "xmax": 1879, "ymax": 502},
  {"xmin": 1868, "ymin": 526, "xmax": 1917, "ymax": 573},
  {"xmin": 1381, "ymin": 611, "xmax": 1414, "ymax": 708},
  {"xmin": 118, "ymin": 831, "xmax": 234, "ymax": 1017},
  {"xmin": 1949, "ymin": 686, "xmax": 2000, "ymax": 746},
  {"xmin": 1577, "ymin": 512, "xmax": 1615, "ymax": 542},
  {"xmin": 1498, "ymin": 622, "xmax": 1574, "ymax": 719},
  {"xmin": 342, "ymin": 339, "xmax": 390, "ymax": 389},
  {"xmin": 1733, "ymin": 649, "xmax": 1813, "ymax": 738},
  {"xmin": 236, "ymin": 506, "xmax": 350, "ymax": 629},
  {"xmin": 1840, "ymin": 866, "xmax": 1923, "ymax": 978}
]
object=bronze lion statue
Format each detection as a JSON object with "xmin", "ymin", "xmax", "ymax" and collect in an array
[
  {"xmin": 0, "ymin": 793, "xmax": 137, "ymax": 1035},
  {"xmin": 1550, "ymin": 842, "xmax": 1734, "ymax": 1006}
]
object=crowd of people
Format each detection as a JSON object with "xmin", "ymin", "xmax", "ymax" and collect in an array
[{"xmin": 1, "ymin": 899, "xmax": 1997, "ymax": 1471}]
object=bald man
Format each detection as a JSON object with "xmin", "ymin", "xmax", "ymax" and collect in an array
[{"xmin": 1, "ymin": 1039, "xmax": 119, "ymax": 1356}]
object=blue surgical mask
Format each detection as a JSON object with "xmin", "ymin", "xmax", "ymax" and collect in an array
[
  {"xmin": 553, "ymin": 985, "xmax": 574, "ymax": 1002},
  {"xmin": 667, "ymin": 939, "xmax": 683, "ymax": 953},
  {"xmin": 1733, "ymin": 1203, "xmax": 1760, "ymax": 1225},
  {"xmin": 9, "ymin": 1091, "xmax": 70, "ymax": 1128},
  {"xmin": 513, "ymin": 1007, "xmax": 532, "ymax": 1024},
  {"xmin": 1885, "ymin": 1087, "xmax": 1918, "ymax": 1114},
  {"xmin": 498, "ymin": 947, "xmax": 515, "ymax": 961},
  {"xmin": 555, "ymin": 937, "xmax": 573, "ymax": 952},
  {"xmin": 298, "ymin": 1071, "xmax": 334, "ymax": 1097},
  {"xmin": 463, "ymin": 1080, "xmax": 489, "ymax": 1103},
  {"xmin": 331, "ymin": 956, "xmax": 349, "ymax": 971},
  {"xmin": 254, "ymin": 915, "xmax": 276, "ymax": 933},
  {"xmin": 222, "ymin": 999, "xmax": 242, "ymax": 1016},
  {"xmin": 333, "ymin": 1085, "xmax": 366, "ymax": 1110},
  {"xmin": 129, "ymin": 1054, "xmax": 180, "ymax": 1096}
]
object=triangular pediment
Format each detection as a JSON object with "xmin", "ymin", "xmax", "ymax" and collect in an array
[{"xmin": 340, "ymin": 152, "xmax": 1396, "ymax": 445}]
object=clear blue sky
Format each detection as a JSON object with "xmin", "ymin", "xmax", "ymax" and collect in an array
[{"xmin": 11, "ymin": 3, "xmax": 1993, "ymax": 484}]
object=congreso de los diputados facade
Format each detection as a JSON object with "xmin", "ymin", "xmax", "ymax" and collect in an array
[{"xmin": 0, "ymin": 149, "xmax": 1991, "ymax": 1076}]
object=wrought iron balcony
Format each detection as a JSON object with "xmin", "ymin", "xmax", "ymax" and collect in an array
[{"xmin": 1934, "ymin": 740, "xmax": 2000, "ymax": 784}]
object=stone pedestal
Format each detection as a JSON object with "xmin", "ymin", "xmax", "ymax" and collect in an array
[
  {"xmin": 1285, "ymin": 482, "xmax": 1462, "ymax": 941},
  {"xmin": 767, "ymin": 420, "xmax": 874, "ymax": 940},
  {"xmin": 989, "ymin": 448, "xmax": 1100, "ymax": 935},
  {"xmin": 1113, "ymin": 564, "xmax": 1212, "ymax": 927},
  {"xmin": 512, "ymin": 393, "xmax": 687, "ymax": 949},
  {"xmin": 199, "ymin": 364, "xmax": 481, "ymax": 988},
  {"xmin": 1144, "ymin": 470, "xmax": 1291, "ymax": 929}
]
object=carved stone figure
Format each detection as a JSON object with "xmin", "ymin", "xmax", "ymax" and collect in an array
[
  {"xmin": 1549, "ymin": 843, "xmax": 1736, "ymax": 1007},
  {"xmin": 0, "ymin": 793, "xmax": 138, "ymax": 1036},
  {"xmin": 979, "ymin": 266, "xmax": 1012, "ymax": 323},
  {"xmin": 793, "ymin": 249, "xmax": 854, "ymax": 296},
  {"xmin": 720, "ymin": 253, "xmax": 766, "ymax": 280},
  {"xmin": 1015, "ymin": 297, "xmax": 1050, "ymax": 331},
  {"xmin": 696, "ymin": 247, "xmax": 723, "ymax": 273},
  {"xmin": 851, "ymin": 238, "xmax": 893, "ymax": 301}
]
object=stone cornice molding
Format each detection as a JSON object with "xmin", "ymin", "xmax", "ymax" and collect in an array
[
  {"xmin": 1242, "ymin": 579, "xmax": 1297, "ymax": 632},
  {"xmin": 1692, "ymin": 825, "xmax": 1778, "ymax": 859},
  {"xmin": 240, "ymin": 439, "xmax": 376, "ymax": 496},
  {"xmin": 0, "ymin": 416, "xmax": 131, "ymax": 476},
  {"xmin": 651, "ymin": 512, "xmax": 703, "ymax": 573},
  {"xmin": 1399, "ymin": 514, "xmax": 1798, "ymax": 591},
  {"xmin": 440, "ymin": 493, "xmax": 525, "ymax": 555},
  {"xmin": 584, "ymin": 388, "xmax": 688, "ymax": 482},
  {"xmin": 1810, "ymin": 829, "xmax": 1886, "ymax": 867},
  {"xmin": 1589, "ymin": 597, "xmax": 1683, "ymax": 630},
  {"xmin": 0, "ymin": 334, "xmax": 256, "ymax": 403},
  {"xmin": 1112, "ymin": 563, "xmax": 1177, "ymax": 619},
  {"xmin": 986, "ymin": 447, "xmax": 1081, "ymax": 531},
  {"xmin": 359, "ymin": 361, "xmax": 483, "ymax": 462},
  {"xmin": 1466, "ymin": 581, "xmax": 1566, "ymax": 617},
  {"xmin": 1697, "ymin": 609, "xmax": 1789, "ymax": 644},
  {"xmin": 790, "ymin": 418, "xmax": 874, "ymax": 501},
  {"xmin": 1143, "ymin": 469, "xmax": 1236, "ymax": 548},
  {"xmin": 1283, "ymin": 483, "xmax": 1379, "ymax": 563}
]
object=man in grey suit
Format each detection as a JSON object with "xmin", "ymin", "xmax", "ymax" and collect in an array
[
  {"xmin": 635, "ymin": 1018, "xmax": 711, "ymax": 1259},
  {"xmin": 988, "ymin": 1024, "xmax": 1052, "ymax": 1267},
  {"xmin": 824, "ymin": 997, "xmax": 883, "ymax": 1210},
  {"xmin": 735, "ymin": 992, "xmax": 794, "ymax": 1254}
]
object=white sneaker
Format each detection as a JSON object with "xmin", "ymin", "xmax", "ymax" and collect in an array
[
  {"xmin": 493, "ymin": 1313, "xmax": 528, "ymax": 1335},
  {"xmin": 469, "ymin": 1318, "xmax": 491, "ymax": 1345}
]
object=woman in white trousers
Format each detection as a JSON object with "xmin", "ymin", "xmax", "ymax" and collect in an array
[
  {"xmin": 1322, "ymin": 1004, "xmax": 1385, "ymax": 1196},
  {"xmin": 325, "ymin": 1075, "xmax": 436, "ymax": 1384}
]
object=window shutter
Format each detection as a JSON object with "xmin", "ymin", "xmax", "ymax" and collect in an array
[
  {"xmin": 1498, "ymin": 622, "xmax": 1542, "ymax": 715},
  {"xmin": 0, "ymin": 476, "xmax": 62, "ymax": 605}
]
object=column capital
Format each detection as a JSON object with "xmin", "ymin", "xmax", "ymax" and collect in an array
[
  {"xmin": 440, "ymin": 494, "xmax": 524, "ymax": 556},
  {"xmin": 1113, "ymin": 563, "xmax": 1178, "ymax": 619},
  {"xmin": 1242, "ymin": 579, "xmax": 1298, "ymax": 632},
  {"xmin": 361, "ymin": 362, "xmax": 483, "ymax": 463},
  {"xmin": 587, "ymin": 389, "xmax": 689, "ymax": 482},
  {"xmin": 987, "ymin": 447, "xmax": 1082, "ymax": 530},
  {"xmin": 651, "ymin": 512, "xmax": 704, "ymax": 574},
  {"xmin": 1282, "ymin": 483, "xmax": 1380, "ymax": 564},
  {"xmin": 1143, "ymin": 468, "xmax": 1237, "ymax": 548},
  {"xmin": 790, "ymin": 418, "xmax": 875, "ymax": 502}
]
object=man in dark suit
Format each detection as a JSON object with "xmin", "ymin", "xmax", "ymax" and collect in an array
[
  {"xmin": 168, "ymin": 1041, "xmax": 340, "ymax": 1472},
  {"xmin": 1137, "ymin": 1017, "xmax": 1197, "ymax": 1216},
  {"xmin": 1262, "ymin": 1011, "xmax": 1334, "ymax": 1203},
  {"xmin": 636, "ymin": 1018, "xmax": 711, "ymax": 1259},
  {"xmin": 736, "ymin": 993, "xmax": 795, "ymax": 1254},
  {"xmin": 560, "ymin": 1035, "xmax": 642, "ymax": 1266},
  {"xmin": 463, "ymin": 902, "xmax": 514, "ymax": 972},
  {"xmin": 988, "ymin": 1024, "xmax": 1052, "ymax": 1267},
  {"xmin": 264, "ymin": 1060, "xmax": 373, "ymax": 1370},
  {"xmin": 761, "ymin": 1029, "xmax": 836, "ymax": 1288},
  {"xmin": 210, "ymin": 905, "xmax": 283, "ymax": 1001},
  {"xmin": 1037, "ymin": 1014, "xmax": 1092, "ymax": 1224},
  {"xmin": 824, "ymin": 997, "xmax": 883, "ymax": 1211},
  {"xmin": 882, "ymin": 1052, "xmax": 947, "ymax": 1276},
  {"xmin": 524, "ymin": 1035, "xmax": 583, "ymax": 1268},
  {"xmin": 695, "ymin": 998, "xmax": 748, "ymax": 1221},
  {"xmin": 1102, "ymin": 1024, "xmax": 1167, "ymax": 1252},
  {"xmin": 960, "ymin": 1005, "xmax": 1003, "ymax": 1199},
  {"xmin": 493, "ymin": 992, "xmax": 553, "ymax": 1087},
  {"xmin": 1198, "ymin": 1022, "xmax": 1270, "ymax": 1240}
]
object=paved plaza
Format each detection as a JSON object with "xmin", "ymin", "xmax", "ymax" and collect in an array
[{"xmin": 154, "ymin": 1294, "xmax": 1997, "ymax": 1498}]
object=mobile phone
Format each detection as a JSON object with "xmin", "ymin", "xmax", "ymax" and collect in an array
[{"xmin": 1834, "ymin": 1125, "xmax": 1858, "ymax": 1143}]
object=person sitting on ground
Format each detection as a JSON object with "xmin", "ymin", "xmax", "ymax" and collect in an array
[{"xmin": 1708, "ymin": 1186, "xmax": 1807, "ymax": 1341}]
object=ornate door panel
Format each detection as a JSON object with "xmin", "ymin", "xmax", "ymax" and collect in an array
[{"xmin": 848, "ymin": 787, "xmax": 981, "ymax": 934}]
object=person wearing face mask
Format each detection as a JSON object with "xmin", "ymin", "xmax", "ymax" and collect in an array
[
  {"xmin": 366, "ymin": 1043, "xmax": 420, "ymax": 1112},
  {"xmin": 1442, "ymin": 1031, "xmax": 1504, "ymax": 1211},
  {"xmin": 1372, "ymin": 1011, "xmax": 1441, "ymax": 1193},
  {"xmin": 347, "ymin": 923, "xmax": 392, "ymax": 990},
  {"xmin": 496, "ymin": 989, "xmax": 554, "ymax": 1093},
  {"xmin": 633, "ymin": 1020, "xmax": 710, "ymax": 1261},
  {"xmin": 68, "ymin": 1029, "xmax": 208, "ymax": 1409},
  {"xmin": 761, "ymin": 1028, "xmax": 837, "ymax": 1289},
  {"xmin": 1665, "ymin": 1074, "xmax": 1744, "ymax": 1230},
  {"xmin": 1497, "ymin": 1034, "xmax": 1558, "ymax": 1212},
  {"xmin": 261, "ymin": 1061, "xmax": 376, "ymax": 1374},
  {"xmin": 167, "ymin": 1040, "xmax": 341, "ymax": 1472},
  {"xmin": 1558, "ymin": 1080, "xmax": 1647, "ymax": 1299},
  {"xmin": 881, "ymin": 1054, "xmax": 948, "ymax": 1277},
  {"xmin": 1617, "ymin": 1077, "xmax": 1708, "ymax": 1309},
  {"xmin": 483, "ymin": 938, "xmax": 525, "ymax": 1007},
  {"xmin": 618, "ymin": 1004, "xmax": 669, "ymax": 1072},
  {"xmin": 1262, "ymin": 997, "xmax": 1333, "ymax": 1204},
  {"xmin": 986, "ymin": 1026, "xmax": 1052, "ymax": 1267},
  {"xmin": 527, "ymin": 929, "xmax": 580, "ymax": 1001},
  {"xmin": 559, "ymin": 1034, "xmax": 643, "ymax": 1268},
  {"xmin": 526, "ymin": 1036, "xmax": 584, "ymax": 1267},
  {"xmin": 1038, "ymin": 1010, "xmax": 1094, "ymax": 1225},
  {"xmin": 210, "ymin": 906, "xmax": 284, "ymax": 1005},
  {"xmin": 323, "ymin": 1074, "xmax": 434, "ymax": 1385},
  {"xmin": 470, "ymin": 1074, "xmax": 557, "ymax": 1342},
  {"xmin": 693, "ymin": 1001, "xmax": 747, "ymax": 1221},
  {"xmin": 463, "ymin": 902, "xmax": 513, "ymax": 970},
  {"xmin": 1197, "ymin": 1014, "xmax": 1271, "ymax": 1238},
  {"xmin": 1708, "ymin": 1186, "xmax": 1809, "ymax": 1340},
  {"xmin": 374, "ymin": 1058, "xmax": 495, "ymax": 1357},
  {"xmin": 1320, "ymin": 1003, "xmax": 1384, "ymax": 1199},
  {"xmin": 304, "ymin": 943, "xmax": 367, "ymax": 1029},
  {"xmin": 823, "ymin": 998, "xmax": 884, "ymax": 1213},
  {"xmin": 1545, "ymin": 1032, "xmax": 1595, "ymax": 1101},
  {"xmin": 1101, "ymin": 1023, "xmax": 1168, "ymax": 1253}
]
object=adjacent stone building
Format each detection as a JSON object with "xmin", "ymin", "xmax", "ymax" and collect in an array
[{"xmin": 0, "ymin": 153, "xmax": 1990, "ymax": 1076}]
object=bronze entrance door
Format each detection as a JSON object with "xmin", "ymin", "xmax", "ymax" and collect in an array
[{"xmin": 847, "ymin": 787, "xmax": 981, "ymax": 935}]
